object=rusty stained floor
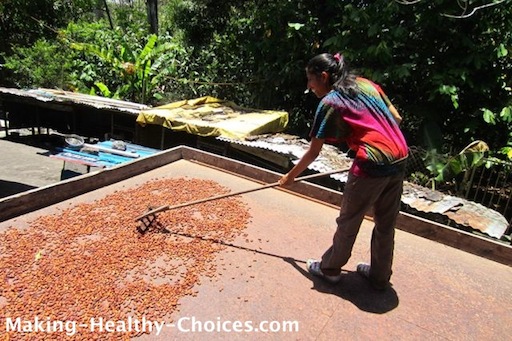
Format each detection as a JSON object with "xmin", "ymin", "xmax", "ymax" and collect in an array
[{"xmin": 2, "ymin": 159, "xmax": 511, "ymax": 341}]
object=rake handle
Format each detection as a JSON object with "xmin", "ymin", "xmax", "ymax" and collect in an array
[{"xmin": 135, "ymin": 168, "xmax": 348, "ymax": 221}]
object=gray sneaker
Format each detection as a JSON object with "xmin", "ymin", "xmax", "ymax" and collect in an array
[
  {"xmin": 306, "ymin": 259, "xmax": 341, "ymax": 284},
  {"xmin": 356, "ymin": 262, "xmax": 371, "ymax": 278},
  {"xmin": 356, "ymin": 262, "xmax": 388, "ymax": 291}
]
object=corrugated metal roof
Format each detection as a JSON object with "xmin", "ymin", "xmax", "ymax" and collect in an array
[
  {"xmin": 401, "ymin": 183, "xmax": 508, "ymax": 239},
  {"xmin": 218, "ymin": 134, "xmax": 510, "ymax": 239},
  {"xmin": 219, "ymin": 133, "xmax": 353, "ymax": 182},
  {"xmin": 0, "ymin": 87, "xmax": 149, "ymax": 115}
]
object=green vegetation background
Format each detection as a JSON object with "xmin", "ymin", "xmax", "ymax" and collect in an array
[{"xmin": 0, "ymin": 0, "xmax": 511, "ymax": 175}]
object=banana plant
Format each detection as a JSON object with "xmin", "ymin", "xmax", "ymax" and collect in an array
[
  {"xmin": 482, "ymin": 105, "xmax": 512, "ymax": 160},
  {"xmin": 71, "ymin": 34, "xmax": 178, "ymax": 104},
  {"xmin": 424, "ymin": 140, "xmax": 489, "ymax": 192}
]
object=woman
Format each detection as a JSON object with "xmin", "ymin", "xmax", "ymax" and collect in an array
[{"xmin": 279, "ymin": 53, "xmax": 408, "ymax": 290}]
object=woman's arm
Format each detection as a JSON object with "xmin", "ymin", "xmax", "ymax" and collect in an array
[
  {"xmin": 389, "ymin": 104, "xmax": 402, "ymax": 125},
  {"xmin": 279, "ymin": 137, "xmax": 325, "ymax": 186}
]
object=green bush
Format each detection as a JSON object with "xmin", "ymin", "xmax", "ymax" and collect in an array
[{"xmin": 2, "ymin": 39, "xmax": 72, "ymax": 89}]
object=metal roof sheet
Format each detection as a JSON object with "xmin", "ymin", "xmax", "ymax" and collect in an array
[
  {"xmin": 0, "ymin": 87, "xmax": 149, "ymax": 115},
  {"xmin": 219, "ymin": 133, "xmax": 353, "ymax": 182}
]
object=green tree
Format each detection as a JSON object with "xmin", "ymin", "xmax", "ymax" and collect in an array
[
  {"xmin": 165, "ymin": 0, "xmax": 512, "ymax": 147},
  {"xmin": 2, "ymin": 0, "xmax": 511, "ymax": 155},
  {"xmin": 319, "ymin": 0, "xmax": 511, "ymax": 152},
  {"xmin": 2, "ymin": 39, "xmax": 72, "ymax": 89},
  {"xmin": 0, "ymin": 0, "xmax": 98, "ymax": 86},
  {"xmin": 65, "ymin": 26, "xmax": 183, "ymax": 104},
  {"xmin": 165, "ymin": 1, "xmax": 324, "ymax": 135}
]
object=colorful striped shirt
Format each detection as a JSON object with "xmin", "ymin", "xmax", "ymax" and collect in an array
[{"xmin": 310, "ymin": 77, "xmax": 408, "ymax": 177}]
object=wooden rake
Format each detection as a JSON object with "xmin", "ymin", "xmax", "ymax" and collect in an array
[{"xmin": 135, "ymin": 168, "xmax": 349, "ymax": 233}]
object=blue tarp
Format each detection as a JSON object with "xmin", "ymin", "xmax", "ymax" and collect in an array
[{"xmin": 51, "ymin": 141, "xmax": 159, "ymax": 169}]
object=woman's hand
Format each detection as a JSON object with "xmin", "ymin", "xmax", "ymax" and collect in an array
[
  {"xmin": 279, "ymin": 173, "xmax": 294, "ymax": 186},
  {"xmin": 279, "ymin": 137, "xmax": 325, "ymax": 187}
]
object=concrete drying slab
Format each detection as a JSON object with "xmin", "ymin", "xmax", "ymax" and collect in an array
[
  {"xmin": 1, "ymin": 159, "xmax": 510, "ymax": 340},
  {"xmin": 138, "ymin": 161, "xmax": 512, "ymax": 340}
]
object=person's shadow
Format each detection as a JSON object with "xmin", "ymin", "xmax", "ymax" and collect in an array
[
  {"xmin": 283, "ymin": 257, "xmax": 399, "ymax": 314},
  {"xmin": 147, "ymin": 225, "xmax": 399, "ymax": 314}
]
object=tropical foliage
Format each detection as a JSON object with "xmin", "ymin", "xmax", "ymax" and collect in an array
[{"xmin": 1, "ymin": 0, "xmax": 511, "ymax": 159}]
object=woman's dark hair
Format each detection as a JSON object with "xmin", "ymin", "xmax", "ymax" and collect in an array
[{"xmin": 306, "ymin": 53, "xmax": 359, "ymax": 96}]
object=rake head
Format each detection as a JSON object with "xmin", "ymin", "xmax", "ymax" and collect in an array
[{"xmin": 136, "ymin": 214, "xmax": 157, "ymax": 234}]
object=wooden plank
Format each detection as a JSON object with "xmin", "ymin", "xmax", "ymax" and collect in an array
[
  {"xmin": 395, "ymin": 211, "xmax": 512, "ymax": 265},
  {"xmin": 49, "ymin": 154, "xmax": 107, "ymax": 168}
]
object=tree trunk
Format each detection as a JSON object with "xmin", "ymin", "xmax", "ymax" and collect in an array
[
  {"xmin": 146, "ymin": 0, "xmax": 158, "ymax": 35},
  {"xmin": 103, "ymin": 0, "xmax": 114, "ymax": 29}
]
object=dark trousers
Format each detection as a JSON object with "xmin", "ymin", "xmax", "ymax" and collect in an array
[{"xmin": 320, "ymin": 171, "xmax": 404, "ymax": 285}]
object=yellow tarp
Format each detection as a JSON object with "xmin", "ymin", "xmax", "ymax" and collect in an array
[{"xmin": 136, "ymin": 96, "xmax": 289, "ymax": 140}]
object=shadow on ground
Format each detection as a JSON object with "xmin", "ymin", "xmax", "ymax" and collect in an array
[
  {"xmin": 284, "ymin": 257, "xmax": 399, "ymax": 314},
  {"xmin": 0, "ymin": 180, "xmax": 36, "ymax": 198},
  {"xmin": 149, "ymin": 227, "xmax": 399, "ymax": 314},
  {"xmin": 61, "ymin": 169, "xmax": 83, "ymax": 181},
  {"xmin": 0, "ymin": 171, "xmax": 83, "ymax": 199},
  {"xmin": 3, "ymin": 133, "xmax": 63, "ymax": 150}
]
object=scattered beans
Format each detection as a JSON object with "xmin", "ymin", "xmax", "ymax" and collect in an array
[{"xmin": 0, "ymin": 178, "xmax": 251, "ymax": 340}]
